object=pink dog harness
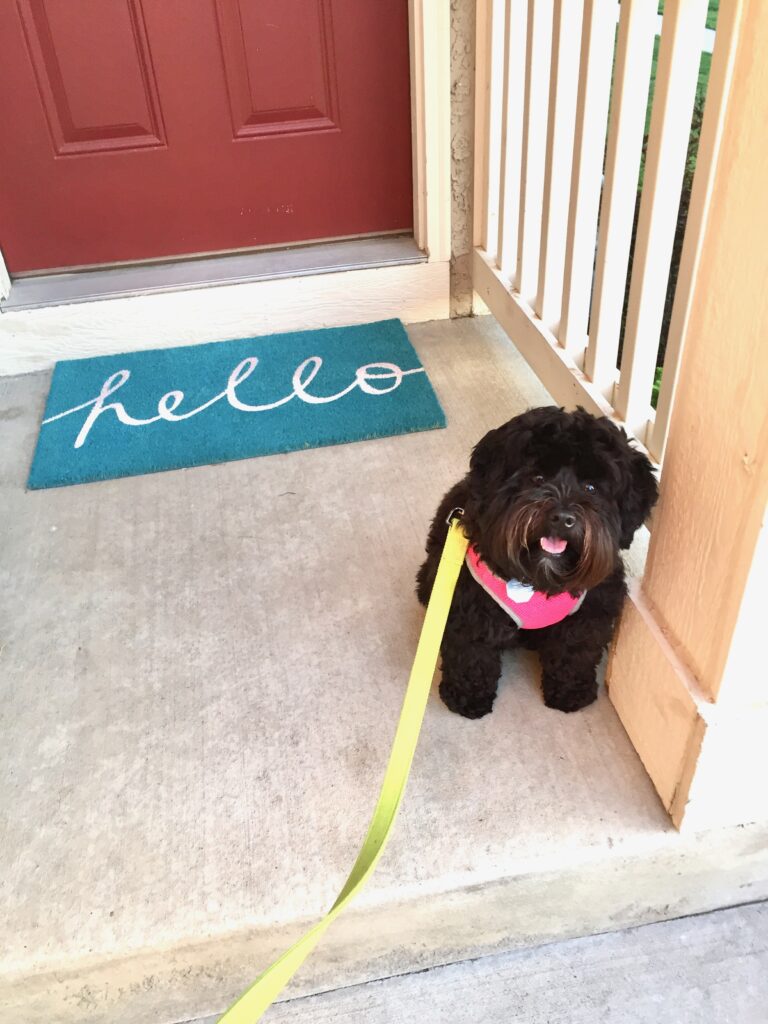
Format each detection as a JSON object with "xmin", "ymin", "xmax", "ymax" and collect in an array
[{"xmin": 465, "ymin": 545, "xmax": 586, "ymax": 629}]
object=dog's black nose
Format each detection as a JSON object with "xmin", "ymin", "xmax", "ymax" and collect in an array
[{"xmin": 550, "ymin": 510, "xmax": 577, "ymax": 529}]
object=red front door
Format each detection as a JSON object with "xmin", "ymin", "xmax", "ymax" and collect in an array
[{"xmin": 0, "ymin": 1, "xmax": 413, "ymax": 273}]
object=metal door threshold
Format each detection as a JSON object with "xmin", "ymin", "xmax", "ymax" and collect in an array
[{"xmin": 2, "ymin": 234, "xmax": 425, "ymax": 312}]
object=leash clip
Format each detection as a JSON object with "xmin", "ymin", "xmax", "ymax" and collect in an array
[{"xmin": 446, "ymin": 506, "xmax": 465, "ymax": 526}]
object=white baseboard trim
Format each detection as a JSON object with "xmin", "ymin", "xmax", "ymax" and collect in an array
[{"xmin": 0, "ymin": 261, "xmax": 449, "ymax": 375}]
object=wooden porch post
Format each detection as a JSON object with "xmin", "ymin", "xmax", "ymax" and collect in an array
[{"xmin": 606, "ymin": 0, "xmax": 768, "ymax": 830}]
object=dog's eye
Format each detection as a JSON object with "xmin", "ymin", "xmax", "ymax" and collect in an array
[
  {"xmin": 532, "ymin": 474, "xmax": 544, "ymax": 485},
  {"xmin": 584, "ymin": 482, "xmax": 597, "ymax": 494}
]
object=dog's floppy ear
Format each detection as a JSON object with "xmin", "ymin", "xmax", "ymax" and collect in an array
[
  {"xmin": 469, "ymin": 424, "xmax": 509, "ymax": 480},
  {"xmin": 618, "ymin": 445, "xmax": 659, "ymax": 548},
  {"xmin": 469, "ymin": 408, "xmax": 555, "ymax": 481}
]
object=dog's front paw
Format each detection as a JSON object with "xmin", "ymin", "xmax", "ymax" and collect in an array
[
  {"xmin": 439, "ymin": 678, "xmax": 496, "ymax": 719},
  {"xmin": 542, "ymin": 674, "xmax": 598, "ymax": 713}
]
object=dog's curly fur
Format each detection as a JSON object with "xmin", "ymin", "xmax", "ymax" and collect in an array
[{"xmin": 416, "ymin": 407, "xmax": 658, "ymax": 718}]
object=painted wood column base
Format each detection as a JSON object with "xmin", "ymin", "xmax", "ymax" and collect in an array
[{"xmin": 608, "ymin": 587, "xmax": 768, "ymax": 831}]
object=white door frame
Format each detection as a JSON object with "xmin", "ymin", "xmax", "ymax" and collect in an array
[{"xmin": 0, "ymin": 0, "xmax": 451, "ymax": 376}]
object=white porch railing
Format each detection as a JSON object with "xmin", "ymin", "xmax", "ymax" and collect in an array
[{"xmin": 472, "ymin": 0, "xmax": 741, "ymax": 462}]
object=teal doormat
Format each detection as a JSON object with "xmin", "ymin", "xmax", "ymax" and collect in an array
[{"xmin": 28, "ymin": 319, "xmax": 445, "ymax": 489}]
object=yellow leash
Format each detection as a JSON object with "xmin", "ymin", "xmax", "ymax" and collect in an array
[{"xmin": 216, "ymin": 514, "xmax": 468, "ymax": 1023}]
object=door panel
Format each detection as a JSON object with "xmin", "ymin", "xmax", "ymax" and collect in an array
[
  {"xmin": 0, "ymin": 0, "xmax": 413, "ymax": 272},
  {"xmin": 17, "ymin": 0, "xmax": 165, "ymax": 154},
  {"xmin": 215, "ymin": 0, "xmax": 339, "ymax": 137}
]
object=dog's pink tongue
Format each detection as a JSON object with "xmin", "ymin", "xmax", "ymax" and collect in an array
[{"xmin": 540, "ymin": 536, "xmax": 568, "ymax": 555}]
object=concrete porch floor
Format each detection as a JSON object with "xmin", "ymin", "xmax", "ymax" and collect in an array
[{"xmin": 1, "ymin": 316, "xmax": 767, "ymax": 1024}]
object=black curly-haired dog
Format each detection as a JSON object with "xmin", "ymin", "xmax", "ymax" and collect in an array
[{"xmin": 416, "ymin": 407, "xmax": 658, "ymax": 718}]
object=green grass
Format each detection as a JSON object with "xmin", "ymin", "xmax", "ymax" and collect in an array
[{"xmin": 651, "ymin": 366, "xmax": 663, "ymax": 409}]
